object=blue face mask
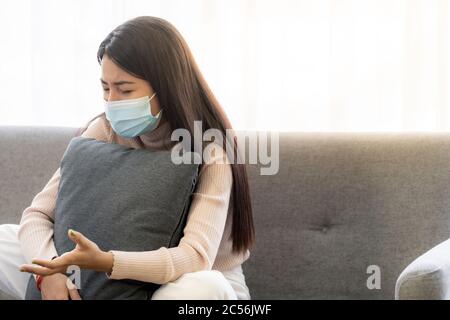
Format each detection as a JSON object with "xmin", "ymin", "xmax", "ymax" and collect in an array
[{"xmin": 104, "ymin": 93, "xmax": 162, "ymax": 138}]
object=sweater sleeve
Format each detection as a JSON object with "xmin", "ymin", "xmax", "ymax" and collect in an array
[
  {"xmin": 108, "ymin": 144, "xmax": 233, "ymax": 284},
  {"xmin": 18, "ymin": 116, "xmax": 110, "ymax": 265}
]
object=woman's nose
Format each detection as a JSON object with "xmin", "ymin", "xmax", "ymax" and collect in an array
[{"xmin": 106, "ymin": 92, "xmax": 120, "ymax": 102}]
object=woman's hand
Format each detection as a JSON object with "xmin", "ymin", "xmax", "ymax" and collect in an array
[
  {"xmin": 20, "ymin": 229, "xmax": 114, "ymax": 276},
  {"xmin": 40, "ymin": 273, "xmax": 82, "ymax": 300}
]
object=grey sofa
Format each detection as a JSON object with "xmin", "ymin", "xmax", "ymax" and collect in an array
[{"xmin": 1, "ymin": 126, "xmax": 450, "ymax": 300}]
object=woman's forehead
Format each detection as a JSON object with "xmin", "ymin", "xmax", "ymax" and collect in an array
[{"xmin": 101, "ymin": 55, "xmax": 139, "ymax": 83}]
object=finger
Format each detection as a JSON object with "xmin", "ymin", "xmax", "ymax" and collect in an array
[
  {"xmin": 68, "ymin": 289, "xmax": 82, "ymax": 300},
  {"xmin": 34, "ymin": 251, "xmax": 76, "ymax": 268},
  {"xmin": 19, "ymin": 264, "xmax": 59, "ymax": 276},
  {"xmin": 67, "ymin": 278, "xmax": 82, "ymax": 300},
  {"xmin": 31, "ymin": 256, "xmax": 71, "ymax": 269},
  {"xmin": 29, "ymin": 259, "xmax": 54, "ymax": 268},
  {"xmin": 68, "ymin": 229, "xmax": 90, "ymax": 248}
]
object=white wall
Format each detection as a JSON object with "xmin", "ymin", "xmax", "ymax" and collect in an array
[{"xmin": 0, "ymin": 0, "xmax": 449, "ymax": 131}]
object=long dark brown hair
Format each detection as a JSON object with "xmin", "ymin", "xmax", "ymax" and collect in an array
[{"xmin": 77, "ymin": 16, "xmax": 254, "ymax": 254}]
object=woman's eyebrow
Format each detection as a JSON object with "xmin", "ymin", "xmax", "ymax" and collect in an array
[{"xmin": 100, "ymin": 78, "xmax": 135, "ymax": 86}]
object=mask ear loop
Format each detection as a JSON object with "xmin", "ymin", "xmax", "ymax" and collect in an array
[{"xmin": 148, "ymin": 92, "xmax": 161, "ymax": 117}]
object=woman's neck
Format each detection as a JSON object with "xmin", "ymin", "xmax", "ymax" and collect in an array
[{"xmin": 139, "ymin": 119, "xmax": 174, "ymax": 150}]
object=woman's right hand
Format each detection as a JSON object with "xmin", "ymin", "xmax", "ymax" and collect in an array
[{"xmin": 40, "ymin": 273, "xmax": 82, "ymax": 300}]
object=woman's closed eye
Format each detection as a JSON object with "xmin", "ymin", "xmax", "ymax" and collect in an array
[
  {"xmin": 120, "ymin": 90, "xmax": 133, "ymax": 94},
  {"xmin": 101, "ymin": 88, "xmax": 133, "ymax": 94}
]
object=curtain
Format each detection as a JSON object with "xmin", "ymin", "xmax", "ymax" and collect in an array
[{"xmin": 0, "ymin": 0, "xmax": 449, "ymax": 131}]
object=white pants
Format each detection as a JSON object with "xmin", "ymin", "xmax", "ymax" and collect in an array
[{"xmin": 0, "ymin": 224, "xmax": 251, "ymax": 300}]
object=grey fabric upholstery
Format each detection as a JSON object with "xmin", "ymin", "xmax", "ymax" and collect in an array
[
  {"xmin": 23, "ymin": 136, "xmax": 198, "ymax": 299},
  {"xmin": 2, "ymin": 127, "xmax": 450, "ymax": 299}
]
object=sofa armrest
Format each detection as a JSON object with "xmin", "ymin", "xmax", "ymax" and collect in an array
[{"xmin": 396, "ymin": 238, "xmax": 450, "ymax": 299}]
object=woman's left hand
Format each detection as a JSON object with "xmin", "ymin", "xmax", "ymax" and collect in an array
[{"xmin": 20, "ymin": 229, "xmax": 114, "ymax": 276}]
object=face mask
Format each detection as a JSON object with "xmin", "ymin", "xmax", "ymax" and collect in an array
[{"xmin": 104, "ymin": 93, "xmax": 162, "ymax": 138}]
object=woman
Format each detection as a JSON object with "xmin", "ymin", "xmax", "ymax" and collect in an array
[{"xmin": 0, "ymin": 16, "xmax": 255, "ymax": 300}]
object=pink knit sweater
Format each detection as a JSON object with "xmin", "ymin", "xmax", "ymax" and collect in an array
[{"xmin": 18, "ymin": 115, "xmax": 250, "ymax": 284}]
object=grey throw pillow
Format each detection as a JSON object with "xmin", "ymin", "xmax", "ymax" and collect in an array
[{"xmin": 25, "ymin": 136, "xmax": 199, "ymax": 299}]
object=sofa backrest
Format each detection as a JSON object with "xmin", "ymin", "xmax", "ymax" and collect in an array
[
  {"xmin": 245, "ymin": 133, "xmax": 450, "ymax": 299},
  {"xmin": 2, "ymin": 127, "xmax": 450, "ymax": 299},
  {"xmin": 0, "ymin": 126, "xmax": 78, "ymax": 226}
]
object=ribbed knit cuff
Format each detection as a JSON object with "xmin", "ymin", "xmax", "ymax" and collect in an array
[{"xmin": 106, "ymin": 248, "xmax": 173, "ymax": 284}]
